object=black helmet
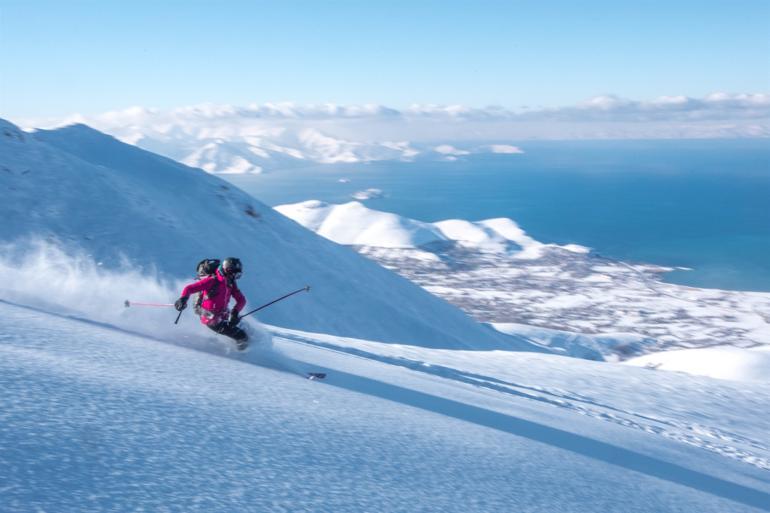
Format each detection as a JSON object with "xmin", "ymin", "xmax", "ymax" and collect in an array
[{"xmin": 220, "ymin": 257, "xmax": 243, "ymax": 279}]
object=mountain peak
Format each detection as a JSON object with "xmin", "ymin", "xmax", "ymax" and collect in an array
[
  {"xmin": 36, "ymin": 122, "xmax": 121, "ymax": 144},
  {"xmin": 0, "ymin": 118, "xmax": 27, "ymax": 143}
]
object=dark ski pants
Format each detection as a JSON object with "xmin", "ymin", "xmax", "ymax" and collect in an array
[{"xmin": 208, "ymin": 321, "xmax": 248, "ymax": 342}]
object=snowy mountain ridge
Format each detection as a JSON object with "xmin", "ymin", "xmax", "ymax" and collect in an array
[
  {"xmin": 275, "ymin": 199, "xmax": 588, "ymax": 257},
  {"xmin": 24, "ymin": 108, "xmax": 525, "ymax": 173},
  {"xmin": 20, "ymin": 93, "xmax": 770, "ymax": 174}
]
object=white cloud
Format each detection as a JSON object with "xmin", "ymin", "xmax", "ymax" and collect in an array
[
  {"xmin": 15, "ymin": 92, "xmax": 767, "ymax": 173},
  {"xmin": 22, "ymin": 92, "xmax": 769, "ymax": 130},
  {"xmin": 434, "ymin": 144, "xmax": 470, "ymax": 156},
  {"xmin": 484, "ymin": 144, "xmax": 525, "ymax": 154},
  {"xmin": 351, "ymin": 188, "xmax": 385, "ymax": 200}
]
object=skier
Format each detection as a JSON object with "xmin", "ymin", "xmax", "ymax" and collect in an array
[{"xmin": 174, "ymin": 257, "xmax": 249, "ymax": 350}]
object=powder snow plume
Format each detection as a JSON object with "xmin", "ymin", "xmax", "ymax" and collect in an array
[{"xmin": 0, "ymin": 240, "xmax": 314, "ymax": 372}]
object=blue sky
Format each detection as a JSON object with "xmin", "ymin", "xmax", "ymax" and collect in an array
[{"xmin": 1, "ymin": 0, "xmax": 768, "ymax": 119}]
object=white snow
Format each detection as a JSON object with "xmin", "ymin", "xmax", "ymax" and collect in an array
[
  {"xmin": 275, "ymin": 199, "xmax": 587, "ymax": 257},
  {"xmin": 21, "ymin": 96, "xmax": 770, "ymax": 174},
  {"xmin": 276, "ymin": 201, "xmax": 445, "ymax": 248},
  {"xmin": 20, "ymin": 106, "xmax": 532, "ymax": 173},
  {"xmin": 493, "ymin": 322, "xmax": 656, "ymax": 361},
  {"xmin": 1, "ymin": 296, "xmax": 769, "ymax": 512},
  {"xmin": 626, "ymin": 345, "xmax": 770, "ymax": 382}
]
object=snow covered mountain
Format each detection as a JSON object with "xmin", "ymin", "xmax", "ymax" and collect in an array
[
  {"xmin": 276, "ymin": 200, "xmax": 770, "ymax": 365},
  {"xmin": 0, "ymin": 118, "xmax": 531, "ymax": 350},
  {"xmin": 275, "ymin": 199, "xmax": 588, "ymax": 256},
  {"xmin": 24, "ymin": 105, "xmax": 525, "ymax": 173},
  {"xmin": 22, "ymin": 94, "xmax": 770, "ymax": 174}
]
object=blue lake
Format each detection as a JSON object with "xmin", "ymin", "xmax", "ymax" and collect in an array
[{"xmin": 225, "ymin": 139, "xmax": 770, "ymax": 292}]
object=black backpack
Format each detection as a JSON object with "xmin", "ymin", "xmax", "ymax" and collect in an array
[
  {"xmin": 194, "ymin": 258, "xmax": 221, "ymax": 314},
  {"xmin": 197, "ymin": 258, "xmax": 221, "ymax": 278}
]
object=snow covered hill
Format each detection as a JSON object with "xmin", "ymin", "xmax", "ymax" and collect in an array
[
  {"xmin": 275, "ymin": 199, "xmax": 587, "ymax": 256},
  {"xmin": 0, "ymin": 117, "xmax": 531, "ymax": 350},
  {"xmin": 2, "ymin": 298, "xmax": 769, "ymax": 512},
  {"xmin": 276, "ymin": 199, "xmax": 770, "ymax": 364}
]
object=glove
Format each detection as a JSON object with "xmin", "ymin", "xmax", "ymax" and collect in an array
[
  {"xmin": 228, "ymin": 310, "xmax": 240, "ymax": 326},
  {"xmin": 174, "ymin": 296, "xmax": 189, "ymax": 311}
]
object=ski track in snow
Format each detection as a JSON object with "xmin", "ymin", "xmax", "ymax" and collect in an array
[
  {"xmin": 8, "ymin": 294, "xmax": 766, "ymax": 474},
  {"xmin": 271, "ymin": 328, "xmax": 770, "ymax": 472},
  {"xmin": 3, "ymin": 300, "xmax": 770, "ymax": 512}
]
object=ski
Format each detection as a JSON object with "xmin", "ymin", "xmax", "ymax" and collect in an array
[{"xmin": 306, "ymin": 372, "xmax": 326, "ymax": 380}]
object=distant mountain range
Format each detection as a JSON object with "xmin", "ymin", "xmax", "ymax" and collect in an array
[
  {"xmin": 20, "ymin": 94, "xmax": 769, "ymax": 173},
  {"xmin": 23, "ymin": 105, "xmax": 525, "ymax": 174}
]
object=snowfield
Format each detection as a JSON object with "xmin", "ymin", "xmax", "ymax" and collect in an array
[{"xmin": 2, "ymin": 298, "xmax": 769, "ymax": 512}]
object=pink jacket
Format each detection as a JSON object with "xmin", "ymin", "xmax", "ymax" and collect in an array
[{"xmin": 181, "ymin": 269, "xmax": 247, "ymax": 325}]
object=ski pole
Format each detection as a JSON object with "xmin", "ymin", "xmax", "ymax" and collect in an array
[
  {"xmin": 240, "ymin": 286, "xmax": 310, "ymax": 319},
  {"xmin": 124, "ymin": 300, "xmax": 175, "ymax": 308},
  {"xmin": 174, "ymin": 308, "xmax": 184, "ymax": 325}
]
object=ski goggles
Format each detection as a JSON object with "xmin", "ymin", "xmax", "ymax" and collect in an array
[{"xmin": 225, "ymin": 270, "xmax": 242, "ymax": 279}]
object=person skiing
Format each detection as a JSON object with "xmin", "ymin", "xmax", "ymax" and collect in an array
[{"xmin": 175, "ymin": 257, "xmax": 249, "ymax": 350}]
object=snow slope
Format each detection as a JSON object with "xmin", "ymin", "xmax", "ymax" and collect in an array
[
  {"xmin": 0, "ymin": 118, "xmax": 530, "ymax": 350},
  {"xmin": 626, "ymin": 345, "xmax": 770, "ymax": 382},
  {"xmin": 492, "ymin": 322, "xmax": 657, "ymax": 361},
  {"xmin": 2, "ymin": 298, "xmax": 769, "ymax": 512}
]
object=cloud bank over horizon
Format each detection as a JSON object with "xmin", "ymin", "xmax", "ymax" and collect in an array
[
  {"xmin": 24, "ymin": 92, "xmax": 766, "ymax": 121},
  {"xmin": 15, "ymin": 92, "xmax": 769, "ymax": 173},
  {"xmin": 23, "ymin": 92, "xmax": 770, "ymax": 138}
]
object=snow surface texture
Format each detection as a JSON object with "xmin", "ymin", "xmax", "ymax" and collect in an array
[
  {"xmin": 23, "ymin": 106, "xmax": 526, "ymax": 173},
  {"xmin": 0, "ymin": 118, "xmax": 534, "ymax": 351},
  {"xmin": 627, "ymin": 345, "xmax": 770, "ymax": 382},
  {"xmin": 2, "ymin": 295, "xmax": 770, "ymax": 513},
  {"xmin": 1, "ymin": 247, "xmax": 766, "ymax": 510},
  {"xmin": 275, "ymin": 200, "xmax": 770, "ymax": 370}
]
